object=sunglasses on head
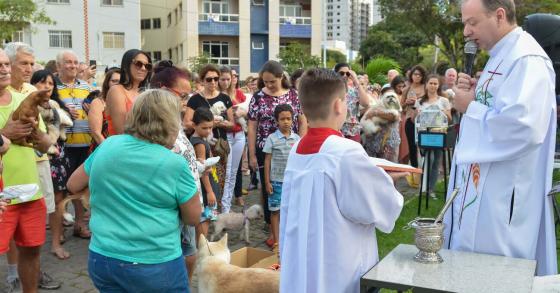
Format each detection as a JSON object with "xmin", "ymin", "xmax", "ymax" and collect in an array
[
  {"xmin": 132, "ymin": 60, "xmax": 152, "ymax": 71},
  {"xmin": 339, "ymin": 71, "xmax": 351, "ymax": 77},
  {"xmin": 205, "ymin": 77, "xmax": 220, "ymax": 82}
]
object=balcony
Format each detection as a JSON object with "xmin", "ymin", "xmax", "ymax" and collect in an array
[
  {"xmin": 208, "ymin": 57, "xmax": 239, "ymax": 66},
  {"xmin": 198, "ymin": 13, "xmax": 240, "ymax": 36},
  {"xmin": 199, "ymin": 13, "xmax": 239, "ymax": 23},
  {"xmin": 279, "ymin": 16, "xmax": 312, "ymax": 38}
]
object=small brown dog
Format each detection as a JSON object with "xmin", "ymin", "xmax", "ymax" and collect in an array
[{"xmin": 11, "ymin": 90, "xmax": 51, "ymax": 146}]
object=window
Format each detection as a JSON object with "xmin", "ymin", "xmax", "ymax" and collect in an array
[
  {"xmin": 202, "ymin": 41, "xmax": 230, "ymax": 64},
  {"xmin": 47, "ymin": 0, "xmax": 70, "ymax": 3},
  {"xmin": 280, "ymin": 5, "xmax": 302, "ymax": 18},
  {"xmin": 49, "ymin": 30, "xmax": 72, "ymax": 48},
  {"xmin": 174, "ymin": 47, "xmax": 179, "ymax": 62},
  {"xmin": 174, "ymin": 9, "xmax": 178, "ymax": 24},
  {"xmin": 168, "ymin": 49, "xmax": 172, "ymax": 60},
  {"xmin": 167, "ymin": 13, "xmax": 172, "ymax": 27},
  {"xmin": 12, "ymin": 31, "xmax": 24, "ymax": 43},
  {"xmin": 153, "ymin": 18, "xmax": 161, "ymax": 29},
  {"xmin": 179, "ymin": 3, "xmax": 183, "ymax": 20},
  {"xmin": 153, "ymin": 51, "xmax": 162, "ymax": 61},
  {"xmin": 203, "ymin": 1, "xmax": 229, "ymax": 15},
  {"xmin": 102, "ymin": 0, "xmax": 123, "ymax": 6},
  {"xmin": 141, "ymin": 19, "xmax": 151, "ymax": 30},
  {"xmin": 179, "ymin": 44, "xmax": 183, "ymax": 61},
  {"xmin": 252, "ymin": 41, "xmax": 264, "ymax": 50},
  {"xmin": 103, "ymin": 32, "xmax": 124, "ymax": 49},
  {"xmin": 252, "ymin": 0, "xmax": 264, "ymax": 5},
  {"xmin": 145, "ymin": 52, "xmax": 152, "ymax": 59}
]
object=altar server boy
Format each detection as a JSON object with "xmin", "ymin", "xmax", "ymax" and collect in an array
[{"xmin": 279, "ymin": 68, "xmax": 405, "ymax": 293}]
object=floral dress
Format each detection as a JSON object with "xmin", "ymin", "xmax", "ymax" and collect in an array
[
  {"xmin": 341, "ymin": 87, "xmax": 361, "ymax": 137},
  {"xmin": 248, "ymin": 88, "xmax": 302, "ymax": 150}
]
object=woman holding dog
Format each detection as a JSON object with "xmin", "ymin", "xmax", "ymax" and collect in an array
[
  {"xmin": 184, "ymin": 64, "xmax": 235, "ymax": 201},
  {"xmin": 106, "ymin": 49, "xmax": 152, "ymax": 135},
  {"xmin": 218, "ymin": 66, "xmax": 247, "ymax": 213},
  {"xmin": 31, "ymin": 69, "xmax": 73, "ymax": 260},
  {"xmin": 362, "ymin": 87, "xmax": 401, "ymax": 162},
  {"xmin": 67, "ymin": 89, "xmax": 201, "ymax": 293}
]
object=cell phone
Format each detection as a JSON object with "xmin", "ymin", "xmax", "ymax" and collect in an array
[{"xmin": 89, "ymin": 60, "xmax": 97, "ymax": 67}]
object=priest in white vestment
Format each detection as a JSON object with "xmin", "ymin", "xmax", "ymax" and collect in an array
[
  {"xmin": 279, "ymin": 68, "xmax": 404, "ymax": 293},
  {"xmin": 444, "ymin": 0, "xmax": 557, "ymax": 276}
]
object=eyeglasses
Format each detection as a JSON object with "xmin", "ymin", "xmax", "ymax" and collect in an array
[
  {"xmin": 132, "ymin": 60, "xmax": 153, "ymax": 71},
  {"xmin": 338, "ymin": 71, "xmax": 351, "ymax": 77},
  {"xmin": 167, "ymin": 87, "xmax": 189, "ymax": 99},
  {"xmin": 205, "ymin": 77, "xmax": 220, "ymax": 83}
]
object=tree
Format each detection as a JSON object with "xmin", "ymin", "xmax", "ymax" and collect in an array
[
  {"xmin": 516, "ymin": 0, "xmax": 560, "ymax": 24},
  {"xmin": 365, "ymin": 57, "xmax": 401, "ymax": 85},
  {"xmin": 186, "ymin": 53, "xmax": 211, "ymax": 75},
  {"xmin": 359, "ymin": 17, "xmax": 428, "ymax": 69},
  {"xmin": 278, "ymin": 43, "xmax": 321, "ymax": 74},
  {"xmin": 0, "ymin": 0, "xmax": 53, "ymax": 42},
  {"xmin": 326, "ymin": 49, "xmax": 346, "ymax": 69}
]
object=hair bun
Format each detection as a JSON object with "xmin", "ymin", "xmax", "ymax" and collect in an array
[{"xmin": 154, "ymin": 60, "xmax": 174, "ymax": 73}]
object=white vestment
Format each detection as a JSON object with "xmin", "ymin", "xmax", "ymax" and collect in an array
[
  {"xmin": 279, "ymin": 135, "xmax": 403, "ymax": 293},
  {"xmin": 443, "ymin": 28, "xmax": 557, "ymax": 276}
]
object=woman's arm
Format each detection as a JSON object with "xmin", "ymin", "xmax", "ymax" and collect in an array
[
  {"xmin": 106, "ymin": 86, "xmax": 127, "ymax": 135},
  {"xmin": 247, "ymin": 120, "xmax": 258, "ymax": 170},
  {"xmin": 88, "ymin": 99, "xmax": 105, "ymax": 144},
  {"xmin": 183, "ymin": 107, "xmax": 195, "ymax": 131},
  {"xmin": 264, "ymin": 153, "xmax": 273, "ymax": 194},
  {"xmin": 217, "ymin": 107, "xmax": 235, "ymax": 130},
  {"xmin": 179, "ymin": 194, "xmax": 202, "ymax": 226},
  {"xmin": 67, "ymin": 164, "xmax": 89, "ymax": 194}
]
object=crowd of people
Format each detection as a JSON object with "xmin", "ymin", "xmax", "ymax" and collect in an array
[
  {"xmin": 0, "ymin": 39, "xmax": 458, "ymax": 292},
  {"xmin": 0, "ymin": 0, "xmax": 557, "ymax": 291}
]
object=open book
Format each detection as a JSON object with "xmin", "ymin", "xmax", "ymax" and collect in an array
[{"xmin": 369, "ymin": 157, "xmax": 423, "ymax": 174}]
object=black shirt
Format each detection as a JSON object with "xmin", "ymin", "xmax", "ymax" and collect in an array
[{"xmin": 187, "ymin": 93, "xmax": 233, "ymax": 140}]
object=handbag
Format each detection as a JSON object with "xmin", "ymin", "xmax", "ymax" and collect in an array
[{"xmin": 213, "ymin": 128, "xmax": 230, "ymax": 159}]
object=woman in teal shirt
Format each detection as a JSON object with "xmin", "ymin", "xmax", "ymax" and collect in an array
[{"xmin": 67, "ymin": 89, "xmax": 201, "ymax": 293}]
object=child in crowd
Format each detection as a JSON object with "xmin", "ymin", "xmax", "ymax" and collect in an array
[
  {"xmin": 263, "ymin": 104, "xmax": 300, "ymax": 252},
  {"xmin": 190, "ymin": 108, "xmax": 220, "ymax": 241},
  {"xmin": 279, "ymin": 68, "xmax": 405, "ymax": 292}
]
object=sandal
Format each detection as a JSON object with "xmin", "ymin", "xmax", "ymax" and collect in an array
[
  {"xmin": 73, "ymin": 225, "xmax": 91, "ymax": 239},
  {"xmin": 51, "ymin": 247, "xmax": 70, "ymax": 260}
]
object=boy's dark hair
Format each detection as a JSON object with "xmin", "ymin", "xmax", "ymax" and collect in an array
[
  {"xmin": 274, "ymin": 104, "xmax": 294, "ymax": 120},
  {"xmin": 298, "ymin": 68, "xmax": 347, "ymax": 121},
  {"xmin": 193, "ymin": 107, "xmax": 214, "ymax": 124}
]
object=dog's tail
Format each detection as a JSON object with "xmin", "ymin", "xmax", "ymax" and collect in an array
[{"xmin": 57, "ymin": 193, "xmax": 90, "ymax": 222}]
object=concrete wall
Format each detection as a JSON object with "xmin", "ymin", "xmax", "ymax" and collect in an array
[{"xmin": 30, "ymin": 0, "xmax": 140, "ymax": 67}]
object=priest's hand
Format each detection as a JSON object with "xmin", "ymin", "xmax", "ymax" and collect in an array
[
  {"xmin": 387, "ymin": 171, "xmax": 410, "ymax": 182},
  {"xmin": 266, "ymin": 182, "xmax": 273, "ymax": 195},
  {"xmin": 453, "ymin": 73, "xmax": 476, "ymax": 113}
]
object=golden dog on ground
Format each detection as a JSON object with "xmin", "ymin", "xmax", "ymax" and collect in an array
[{"xmin": 196, "ymin": 234, "xmax": 279, "ymax": 293}]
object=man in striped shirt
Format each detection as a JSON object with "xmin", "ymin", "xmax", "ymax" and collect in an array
[{"xmin": 56, "ymin": 50, "xmax": 93, "ymax": 239}]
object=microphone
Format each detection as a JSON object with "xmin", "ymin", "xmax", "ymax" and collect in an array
[{"xmin": 464, "ymin": 40, "xmax": 478, "ymax": 76}]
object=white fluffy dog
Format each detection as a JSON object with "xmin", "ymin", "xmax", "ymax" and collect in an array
[
  {"xmin": 210, "ymin": 204, "xmax": 264, "ymax": 243},
  {"xmin": 360, "ymin": 90, "xmax": 402, "ymax": 135},
  {"xmin": 209, "ymin": 101, "xmax": 226, "ymax": 122},
  {"xmin": 234, "ymin": 103, "xmax": 248, "ymax": 132}
]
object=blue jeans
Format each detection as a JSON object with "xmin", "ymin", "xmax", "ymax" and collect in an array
[{"xmin": 88, "ymin": 250, "xmax": 190, "ymax": 293}]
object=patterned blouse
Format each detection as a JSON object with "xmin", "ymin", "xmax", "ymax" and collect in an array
[
  {"xmin": 341, "ymin": 87, "xmax": 361, "ymax": 137},
  {"xmin": 248, "ymin": 88, "xmax": 302, "ymax": 149}
]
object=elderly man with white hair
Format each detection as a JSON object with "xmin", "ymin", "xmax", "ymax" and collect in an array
[
  {"xmin": 0, "ymin": 47, "xmax": 57, "ymax": 293},
  {"xmin": 3, "ymin": 42, "xmax": 62, "ymax": 291}
]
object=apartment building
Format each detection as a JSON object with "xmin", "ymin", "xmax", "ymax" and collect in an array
[
  {"xmin": 141, "ymin": 0, "xmax": 323, "ymax": 77},
  {"xmin": 10, "ymin": 0, "xmax": 141, "ymax": 67},
  {"xmin": 325, "ymin": 0, "xmax": 379, "ymax": 54}
]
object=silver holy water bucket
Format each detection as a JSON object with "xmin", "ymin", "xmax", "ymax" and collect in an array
[{"xmin": 408, "ymin": 218, "xmax": 445, "ymax": 263}]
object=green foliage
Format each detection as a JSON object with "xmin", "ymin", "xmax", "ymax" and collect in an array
[
  {"xmin": 516, "ymin": 0, "xmax": 560, "ymax": 24},
  {"xmin": 326, "ymin": 50, "xmax": 346, "ymax": 70},
  {"xmin": 186, "ymin": 53, "xmax": 211, "ymax": 75},
  {"xmin": 278, "ymin": 43, "xmax": 321, "ymax": 74},
  {"xmin": 0, "ymin": 0, "xmax": 53, "ymax": 42},
  {"xmin": 365, "ymin": 57, "xmax": 400, "ymax": 85}
]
